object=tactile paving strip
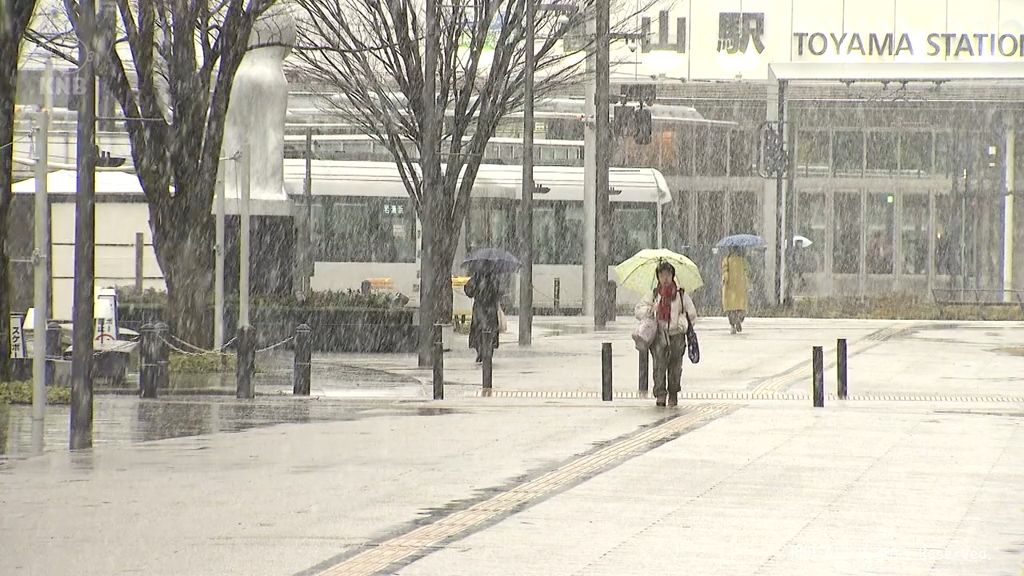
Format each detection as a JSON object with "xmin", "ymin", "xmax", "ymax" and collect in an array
[
  {"xmin": 316, "ymin": 403, "xmax": 733, "ymax": 576},
  {"xmin": 473, "ymin": 389, "xmax": 1024, "ymax": 403}
]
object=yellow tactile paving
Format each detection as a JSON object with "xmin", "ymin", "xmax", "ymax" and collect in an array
[{"xmin": 317, "ymin": 404, "xmax": 732, "ymax": 576}]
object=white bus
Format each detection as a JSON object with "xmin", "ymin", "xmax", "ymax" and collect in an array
[{"xmin": 283, "ymin": 159, "xmax": 672, "ymax": 311}]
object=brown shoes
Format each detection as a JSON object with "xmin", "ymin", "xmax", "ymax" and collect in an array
[{"xmin": 668, "ymin": 392, "xmax": 678, "ymax": 406}]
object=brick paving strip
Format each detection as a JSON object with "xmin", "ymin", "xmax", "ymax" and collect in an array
[{"xmin": 310, "ymin": 403, "xmax": 734, "ymax": 576}]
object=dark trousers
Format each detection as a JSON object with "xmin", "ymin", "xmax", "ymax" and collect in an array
[{"xmin": 651, "ymin": 328, "xmax": 685, "ymax": 397}]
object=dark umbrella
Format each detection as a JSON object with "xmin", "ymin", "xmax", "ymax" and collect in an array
[
  {"xmin": 462, "ymin": 247, "xmax": 521, "ymax": 273},
  {"xmin": 716, "ymin": 234, "xmax": 767, "ymax": 249}
]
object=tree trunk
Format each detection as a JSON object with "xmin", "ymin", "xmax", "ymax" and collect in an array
[
  {"xmin": 150, "ymin": 200, "xmax": 215, "ymax": 348},
  {"xmin": 0, "ymin": 42, "xmax": 16, "ymax": 382},
  {"xmin": 417, "ymin": 209, "xmax": 457, "ymax": 366}
]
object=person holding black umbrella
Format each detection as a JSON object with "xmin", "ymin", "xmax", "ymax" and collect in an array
[
  {"xmin": 464, "ymin": 271, "xmax": 501, "ymax": 362},
  {"xmin": 461, "ymin": 248, "xmax": 519, "ymax": 363}
]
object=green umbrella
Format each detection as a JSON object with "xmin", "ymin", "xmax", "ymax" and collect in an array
[{"xmin": 615, "ymin": 249, "xmax": 704, "ymax": 294}]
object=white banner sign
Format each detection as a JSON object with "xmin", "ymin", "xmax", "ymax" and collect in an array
[{"xmin": 9, "ymin": 314, "xmax": 26, "ymax": 359}]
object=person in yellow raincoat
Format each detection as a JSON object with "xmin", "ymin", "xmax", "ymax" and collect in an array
[{"xmin": 721, "ymin": 248, "xmax": 749, "ymax": 334}]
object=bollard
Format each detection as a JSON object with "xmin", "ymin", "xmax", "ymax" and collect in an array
[
  {"xmin": 812, "ymin": 346, "xmax": 824, "ymax": 408},
  {"xmin": 45, "ymin": 321, "xmax": 62, "ymax": 387},
  {"xmin": 482, "ymin": 329, "xmax": 494, "ymax": 392},
  {"xmin": 293, "ymin": 324, "xmax": 312, "ymax": 396},
  {"xmin": 236, "ymin": 325, "xmax": 256, "ymax": 399},
  {"xmin": 602, "ymin": 342, "xmax": 613, "ymax": 401},
  {"xmin": 837, "ymin": 338, "xmax": 848, "ymax": 399},
  {"xmin": 154, "ymin": 322, "xmax": 170, "ymax": 391},
  {"xmin": 553, "ymin": 277, "xmax": 560, "ymax": 314},
  {"xmin": 432, "ymin": 324, "xmax": 444, "ymax": 400},
  {"xmin": 638, "ymin": 348, "xmax": 649, "ymax": 397},
  {"xmin": 139, "ymin": 323, "xmax": 158, "ymax": 398}
]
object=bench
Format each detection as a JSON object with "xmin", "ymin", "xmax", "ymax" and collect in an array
[{"xmin": 931, "ymin": 289, "xmax": 1024, "ymax": 319}]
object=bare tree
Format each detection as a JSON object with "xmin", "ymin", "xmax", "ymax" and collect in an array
[
  {"xmin": 52, "ymin": 0, "xmax": 279, "ymax": 346},
  {"xmin": 292, "ymin": 0, "xmax": 644, "ymax": 363},
  {"xmin": 1, "ymin": 0, "xmax": 38, "ymax": 381}
]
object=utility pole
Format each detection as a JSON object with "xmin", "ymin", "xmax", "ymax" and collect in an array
[
  {"xmin": 214, "ymin": 161, "xmax": 225, "ymax": 350},
  {"xmin": 239, "ymin": 143, "xmax": 251, "ymax": 329},
  {"xmin": 518, "ymin": 0, "xmax": 535, "ymax": 345},
  {"xmin": 594, "ymin": 0, "xmax": 610, "ymax": 328},
  {"xmin": 70, "ymin": 0, "xmax": 96, "ymax": 450},
  {"xmin": 303, "ymin": 128, "xmax": 313, "ymax": 302},
  {"xmin": 582, "ymin": 5, "xmax": 596, "ymax": 319},
  {"xmin": 32, "ymin": 58, "xmax": 53, "ymax": 449}
]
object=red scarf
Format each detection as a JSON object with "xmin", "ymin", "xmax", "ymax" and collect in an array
[{"xmin": 657, "ymin": 284, "xmax": 675, "ymax": 321}]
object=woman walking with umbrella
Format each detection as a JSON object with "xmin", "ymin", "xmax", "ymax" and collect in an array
[
  {"xmin": 716, "ymin": 235, "xmax": 762, "ymax": 334},
  {"xmin": 462, "ymin": 248, "xmax": 519, "ymax": 363},
  {"xmin": 618, "ymin": 251, "xmax": 701, "ymax": 407}
]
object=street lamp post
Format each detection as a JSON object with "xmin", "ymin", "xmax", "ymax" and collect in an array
[{"xmin": 519, "ymin": 0, "xmax": 536, "ymax": 345}]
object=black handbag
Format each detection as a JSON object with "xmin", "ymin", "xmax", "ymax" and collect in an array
[{"xmin": 685, "ymin": 319, "xmax": 700, "ymax": 364}]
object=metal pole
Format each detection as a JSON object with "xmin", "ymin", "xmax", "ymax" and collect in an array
[
  {"xmin": 432, "ymin": 323, "xmax": 444, "ymax": 400},
  {"xmin": 214, "ymin": 164, "xmax": 225, "ymax": 349},
  {"xmin": 239, "ymin": 143, "xmax": 250, "ymax": 328},
  {"xmin": 303, "ymin": 127, "xmax": 313, "ymax": 301},
  {"xmin": 482, "ymin": 329, "xmax": 493, "ymax": 392},
  {"xmin": 32, "ymin": 59, "xmax": 52, "ymax": 431},
  {"xmin": 134, "ymin": 232, "xmax": 143, "ymax": 291},
  {"xmin": 594, "ymin": 0, "xmax": 610, "ymax": 329},
  {"xmin": 293, "ymin": 323, "xmax": 311, "ymax": 395},
  {"xmin": 784, "ymin": 107, "xmax": 796, "ymax": 307},
  {"xmin": 601, "ymin": 342, "xmax": 612, "ymax": 401},
  {"xmin": 139, "ymin": 323, "xmax": 157, "ymax": 398},
  {"xmin": 812, "ymin": 345, "xmax": 824, "ymax": 408},
  {"xmin": 638, "ymin": 348, "xmax": 648, "ymax": 397},
  {"xmin": 70, "ymin": 0, "xmax": 97, "ymax": 450},
  {"xmin": 518, "ymin": 0, "xmax": 535, "ymax": 346},
  {"xmin": 837, "ymin": 338, "xmax": 848, "ymax": 399},
  {"xmin": 553, "ymin": 277, "xmax": 560, "ymax": 314},
  {"xmin": 582, "ymin": 5, "xmax": 596, "ymax": 318},
  {"xmin": 774, "ymin": 80, "xmax": 787, "ymax": 306},
  {"xmin": 1004, "ymin": 113, "xmax": 1015, "ymax": 303}
]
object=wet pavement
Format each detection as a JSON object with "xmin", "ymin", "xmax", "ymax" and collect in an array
[{"xmin": 1, "ymin": 317, "xmax": 1022, "ymax": 576}]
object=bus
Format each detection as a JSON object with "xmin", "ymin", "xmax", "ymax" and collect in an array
[{"xmin": 283, "ymin": 159, "xmax": 672, "ymax": 311}]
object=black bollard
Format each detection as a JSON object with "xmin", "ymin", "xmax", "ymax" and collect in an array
[
  {"xmin": 837, "ymin": 338, "xmax": 848, "ymax": 399},
  {"xmin": 553, "ymin": 277, "xmax": 560, "ymax": 314},
  {"xmin": 293, "ymin": 324, "xmax": 312, "ymax": 396},
  {"xmin": 236, "ymin": 325, "xmax": 256, "ymax": 399},
  {"xmin": 45, "ymin": 321, "xmax": 62, "ymax": 387},
  {"xmin": 482, "ymin": 329, "xmax": 494, "ymax": 392},
  {"xmin": 432, "ymin": 324, "xmax": 444, "ymax": 400},
  {"xmin": 139, "ymin": 323, "xmax": 157, "ymax": 398},
  {"xmin": 812, "ymin": 346, "xmax": 824, "ymax": 408},
  {"xmin": 638, "ymin": 348, "xmax": 649, "ymax": 397},
  {"xmin": 602, "ymin": 342, "xmax": 613, "ymax": 401},
  {"xmin": 154, "ymin": 322, "xmax": 170, "ymax": 391}
]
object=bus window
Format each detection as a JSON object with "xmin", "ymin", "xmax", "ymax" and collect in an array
[
  {"xmin": 534, "ymin": 200, "xmax": 583, "ymax": 265},
  {"xmin": 313, "ymin": 196, "xmax": 416, "ymax": 263},
  {"xmin": 609, "ymin": 203, "xmax": 656, "ymax": 264}
]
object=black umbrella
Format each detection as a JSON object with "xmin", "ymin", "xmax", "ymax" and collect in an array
[{"xmin": 463, "ymin": 247, "xmax": 521, "ymax": 273}]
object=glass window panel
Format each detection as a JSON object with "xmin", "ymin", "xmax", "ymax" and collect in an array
[
  {"xmin": 467, "ymin": 199, "xmax": 516, "ymax": 253},
  {"xmin": 866, "ymin": 193, "xmax": 895, "ymax": 274},
  {"xmin": 695, "ymin": 127, "xmax": 728, "ymax": 176},
  {"xmin": 833, "ymin": 193, "xmax": 861, "ymax": 274},
  {"xmin": 866, "ymin": 132, "xmax": 898, "ymax": 173},
  {"xmin": 935, "ymin": 132, "xmax": 954, "ymax": 177},
  {"xmin": 729, "ymin": 130, "xmax": 754, "ymax": 177},
  {"xmin": 796, "ymin": 192, "xmax": 826, "ymax": 273},
  {"xmin": 901, "ymin": 194, "xmax": 929, "ymax": 275},
  {"xmin": 610, "ymin": 203, "xmax": 656, "ymax": 264},
  {"xmin": 797, "ymin": 130, "xmax": 829, "ymax": 175},
  {"xmin": 728, "ymin": 191, "xmax": 758, "ymax": 236},
  {"xmin": 900, "ymin": 132, "xmax": 933, "ymax": 174},
  {"xmin": 532, "ymin": 200, "xmax": 582, "ymax": 265},
  {"xmin": 833, "ymin": 131, "xmax": 864, "ymax": 176},
  {"xmin": 313, "ymin": 196, "xmax": 416, "ymax": 263},
  {"xmin": 935, "ymin": 194, "xmax": 963, "ymax": 276},
  {"xmin": 695, "ymin": 190, "xmax": 726, "ymax": 248}
]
